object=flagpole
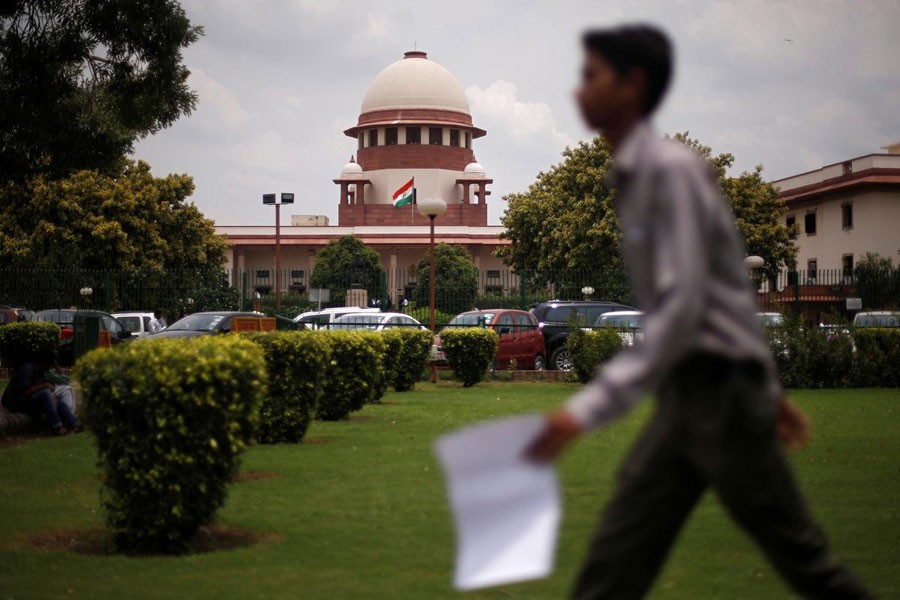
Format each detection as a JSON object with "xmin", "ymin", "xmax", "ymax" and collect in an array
[{"xmin": 411, "ymin": 187, "xmax": 416, "ymax": 225}]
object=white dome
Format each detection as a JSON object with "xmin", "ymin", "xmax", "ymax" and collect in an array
[
  {"xmin": 464, "ymin": 162, "xmax": 486, "ymax": 176},
  {"xmin": 340, "ymin": 161, "xmax": 364, "ymax": 178},
  {"xmin": 360, "ymin": 51, "xmax": 470, "ymax": 115}
]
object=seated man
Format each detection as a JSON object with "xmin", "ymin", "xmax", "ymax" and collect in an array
[{"xmin": 1, "ymin": 349, "xmax": 78, "ymax": 436}]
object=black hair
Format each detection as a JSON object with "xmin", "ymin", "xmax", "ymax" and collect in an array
[{"xmin": 583, "ymin": 25, "xmax": 673, "ymax": 116}]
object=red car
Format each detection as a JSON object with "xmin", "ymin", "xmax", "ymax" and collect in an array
[{"xmin": 434, "ymin": 309, "xmax": 547, "ymax": 370}]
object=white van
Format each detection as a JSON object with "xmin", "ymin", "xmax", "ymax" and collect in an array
[
  {"xmin": 113, "ymin": 312, "xmax": 159, "ymax": 338},
  {"xmin": 293, "ymin": 306, "xmax": 382, "ymax": 330}
]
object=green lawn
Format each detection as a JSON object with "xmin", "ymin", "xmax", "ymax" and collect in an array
[{"xmin": 0, "ymin": 384, "xmax": 897, "ymax": 599}]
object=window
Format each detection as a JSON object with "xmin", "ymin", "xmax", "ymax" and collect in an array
[
  {"xmin": 842, "ymin": 203, "xmax": 853, "ymax": 230},
  {"xmin": 256, "ymin": 270, "xmax": 270, "ymax": 279},
  {"xmin": 429, "ymin": 127, "xmax": 443, "ymax": 145},
  {"xmin": 842, "ymin": 255, "xmax": 854, "ymax": 280},
  {"xmin": 514, "ymin": 313, "xmax": 535, "ymax": 333},
  {"xmin": 497, "ymin": 313, "xmax": 515, "ymax": 335},
  {"xmin": 804, "ymin": 212, "xmax": 816, "ymax": 235},
  {"xmin": 484, "ymin": 285, "xmax": 503, "ymax": 296},
  {"xmin": 786, "ymin": 215, "xmax": 796, "ymax": 229},
  {"xmin": 449, "ymin": 129, "xmax": 459, "ymax": 147},
  {"xmin": 290, "ymin": 270, "xmax": 305, "ymax": 280},
  {"xmin": 385, "ymin": 127, "xmax": 398, "ymax": 145},
  {"xmin": 406, "ymin": 126, "xmax": 421, "ymax": 144},
  {"xmin": 807, "ymin": 259, "xmax": 817, "ymax": 282},
  {"xmin": 486, "ymin": 270, "xmax": 501, "ymax": 279},
  {"xmin": 368, "ymin": 129, "xmax": 378, "ymax": 147},
  {"xmin": 358, "ymin": 134, "xmax": 364, "ymax": 150},
  {"xmin": 465, "ymin": 132, "xmax": 471, "ymax": 149}
]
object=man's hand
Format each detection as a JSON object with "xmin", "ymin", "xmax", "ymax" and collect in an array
[
  {"xmin": 525, "ymin": 410, "xmax": 583, "ymax": 463},
  {"xmin": 777, "ymin": 398, "xmax": 810, "ymax": 450}
]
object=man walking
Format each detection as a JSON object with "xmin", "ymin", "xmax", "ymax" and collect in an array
[{"xmin": 527, "ymin": 25, "xmax": 871, "ymax": 599}]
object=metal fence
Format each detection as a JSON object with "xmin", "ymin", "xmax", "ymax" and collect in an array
[{"xmin": 1, "ymin": 267, "xmax": 897, "ymax": 322}]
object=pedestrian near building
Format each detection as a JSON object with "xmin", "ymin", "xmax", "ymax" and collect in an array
[
  {"xmin": 148, "ymin": 310, "xmax": 164, "ymax": 334},
  {"xmin": 526, "ymin": 25, "xmax": 871, "ymax": 599}
]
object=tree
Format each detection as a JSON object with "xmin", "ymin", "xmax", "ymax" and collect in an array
[
  {"xmin": 854, "ymin": 252, "xmax": 899, "ymax": 310},
  {"xmin": 498, "ymin": 137, "xmax": 629, "ymax": 301},
  {"xmin": 499, "ymin": 133, "xmax": 797, "ymax": 297},
  {"xmin": 414, "ymin": 243, "xmax": 479, "ymax": 314},
  {"xmin": 0, "ymin": 1, "xmax": 201, "ymax": 181},
  {"xmin": 0, "ymin": 160, "xmax": 231, "ymax": 312},
  {"xmin": 309, "ymin": 236, "xmax": 383, "ymax": 306}
]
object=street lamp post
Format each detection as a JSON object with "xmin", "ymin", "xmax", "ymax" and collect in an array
[
  {"xmin": 263, "ymin": 192, "xmax": 294, "ymax": 312},
  {"xmin": 80, "ymin": 287, "xmax": 93, "ymax": 310},
  {"xmin": 743, "ymin": 255, "xmax": 765, "ymax": 310},
  {"xmin": 417, "ymin": 197, "xmax": 447, "ymax": 384},
  {"xmin": 581, "ymin": 285, "xmax": 595, "ymax": 300}
]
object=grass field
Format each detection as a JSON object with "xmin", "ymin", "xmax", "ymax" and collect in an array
[{"xmin": 0, "ymin": 383, "xmax": 898, "ymax": 599}]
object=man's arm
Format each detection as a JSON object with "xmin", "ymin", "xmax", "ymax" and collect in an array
[
  {"xmin": 528, "ymin": 161, "xmax": 712, "ymax": 460},
  {"xmin": 19, "ymin": 363, "xmax": 54, "ymax": 397}
]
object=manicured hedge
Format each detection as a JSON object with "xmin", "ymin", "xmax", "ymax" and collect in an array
[
  {"xmin": 566, "ymin": 328, "xmax": 623, "ymax": 384},
  {"xmin": 440, "ymin": 328, "xmax": 498, "ymax": 387},
  {"xmin": 75, "ymin": 336, "xmax": 267, "ymax": 554},
  {"xmin": 359, "ymin": 332, "xmax": 389, "ymax": 404},
  {"xmin": 851, "ymin": 328, "xmax": 900, "ymax": 388},
  {"xmin": 244, "ymin": 331, "xmax": 330, "ymax": 443},
  {"xmin": 381, "ymin": 329, "xmax": 434, "ymax": 392},
  {"xmin": 0, "ymin": 321, "xmax": 60, "ymax": 368},
  {"xmin": 765, "ymin": 322, "xmax": 854, "ymax": 389},
  {"xmin": 317, "ymin": 331, "xmax": 384, "ymax": 420}
]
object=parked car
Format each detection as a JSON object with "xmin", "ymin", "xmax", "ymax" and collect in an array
[
  {"xmin": 433, "ymin": 309, "xmax": 547, "ymax": 371},
  {"xmin": 593, "ymin": 310, "xmax": 644, "ymax": 346},
  {"xmin": 330, "ymin": 312, "xmax": 425, "ymax": 331},
  {"xmin": 151, "ymin": 311, "xmax": 263, "ymax": 339},
  {"xmin": 0, "ymin": 305, "xmax": 34, "ymax": 325},
  {"xmin": 34, "ymin": 309, "xmax": 133, "ymax": 365},
  {"xmin": 757, "ymin": 312, "xmax": 786, "ymax": 328},
  {"xmin": 113, "ymin": 312, "xmax": 158, "ymax": 338},
  {"xmin": 852, "ymin": 311, "xmax": 900, "ymax": 328},
  {"xmin": 531, "ymin": 300, "xmax": 635, "ymax": 371},
  {"xmin": 294, "ymin": 306, "xmax": 382, "ymax": 330}
]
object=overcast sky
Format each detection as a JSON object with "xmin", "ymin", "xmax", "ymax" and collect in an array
[{"xmin": 134, "ymin": 0, "xmax": 899, "ymax": 227}]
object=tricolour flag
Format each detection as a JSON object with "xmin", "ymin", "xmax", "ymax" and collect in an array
[{"xmin": 393, "ymin": 178, "xmax": 414, "ymax": 208}]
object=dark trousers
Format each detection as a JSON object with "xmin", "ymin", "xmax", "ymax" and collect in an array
[
  {"xmin": 573, "ymin": 353, "xmax": 871, "ymax": 600},
  {"xmin": 7, "ymin": 388, "xmax": 76, "ymax": 429}
]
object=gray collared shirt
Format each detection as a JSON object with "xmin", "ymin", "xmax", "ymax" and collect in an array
[{"xmin": 565, "ymin": 122, "xmax": 782, "ymax": 430}]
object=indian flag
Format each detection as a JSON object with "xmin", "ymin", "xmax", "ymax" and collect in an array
[{"xmin": 393, "ymin": 178, "xmax": 414, "ymax": 208}]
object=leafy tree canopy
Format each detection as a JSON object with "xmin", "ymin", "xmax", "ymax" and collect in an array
[
  {"xmin": 414, "ymin": 243, "xmax": 479, "ymax": 315},
  {"xmin": 0, "ymin": 159, "xmax": 226, "ymax": 273},
  {"xmin": 499, "ymin": 133, "xmax": 797, "ymax": 295},
  {"xmin": 854, "ymin": 252, "xmax": 899, "ymax": 310},
  {"xmin": 0, "ymin": 0, "xmax": 201, "ymax": 180},
  {"xmin": 309, "ymin": 236, "xmax": 383, "ymax": 306}
]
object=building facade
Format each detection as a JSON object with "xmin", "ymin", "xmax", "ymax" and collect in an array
[
  {"xmin": 217, "ymin": 50, "xmax": 510, "ymax": 305},
  {"xmin": 774, "ymin": 143, "xmax": 900, "ymax": 278}
]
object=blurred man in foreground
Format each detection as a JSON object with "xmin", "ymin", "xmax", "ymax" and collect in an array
[{"xmin": 527, "ymin": 24, "xmax": 871, "ymax": 600}]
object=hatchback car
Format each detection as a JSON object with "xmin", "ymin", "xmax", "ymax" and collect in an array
[
  {"xmin": 434, "ymin": 309, "xmax": 547, "ymax": 370},
  {"xmin": 294, "ymin": 306, "xmax": 382, "ymax": 330}
]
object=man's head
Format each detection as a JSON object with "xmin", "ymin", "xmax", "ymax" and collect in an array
[
  {"xmin": 577, "ymin": 25, "xmax": 673, "ymax": 131},
  {"xmin": 154, "ymin": 310, "xmax": 162, "ymax": 319}
]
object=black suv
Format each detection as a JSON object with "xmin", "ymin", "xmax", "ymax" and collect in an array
[{"xmin": 531, "ymin": 300, "xmax": 635, "ymax": 370}]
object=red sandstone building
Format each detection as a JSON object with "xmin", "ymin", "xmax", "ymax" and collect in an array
[{"xmin": 216, "ymin": 50, "xmax": 510, "ymax": 303}]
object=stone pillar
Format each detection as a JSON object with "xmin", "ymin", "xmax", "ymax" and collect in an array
[
  {"xmin": 477, "ymin": 182, "xmax": 487, "ymax": 205},
  {"xmin": 339, "ymin": 182, "xmax": 349, "ymax": 205},
  {"xmin": 356, "ymin": 181, "xmax": 366, "ymax": 205},
  {"xmin": 461, "ymin": 182, "xmax": 471, "ymax": 204}
]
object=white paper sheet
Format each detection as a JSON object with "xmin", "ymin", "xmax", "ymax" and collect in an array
[{"xmin": 435, "ymin": 414, "xmax": 561, "ymax": 591}]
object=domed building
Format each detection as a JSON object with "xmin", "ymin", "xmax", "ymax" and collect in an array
[
  {"xmin": 335, "ymin": 50, "xmax": 492, "ymax": 226},
  {"xmin": 218, "ymin": 50, "xmax": 510, "ymax": 307}
]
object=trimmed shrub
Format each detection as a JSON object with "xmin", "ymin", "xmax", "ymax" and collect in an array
[
  {"xmin": 440, "ymin": 328, "xmax": 498, "ymax": 387},
  {"xmin": 852, "ymin": 328, "xmax": 900, "ymax": 388},
  {"xmin": 244, "ymin": 331, "xmax": 330, "ymax": 443},
  {"xmin": 317, "ymin": 331, "xmax": 384, "ymax": 420},
  {"xmin": 358, "ymin": 332, "xmax": 388, "ymax": 403},
  {"xmin": 380, "ymin": 328, "xmax": 434, "ymax": 392},
  {"xmin": 0, "ymin": 321, "xmax": 60, "ymax": 368},
  {"xmin": 75, "ymin": 336, "xmax": 267, "ymax": 554},
  {"xmin": 765, "ymin": 322, "xmax": 854, "ymax": 389},
  {"xmin": 566, "ymin": 328, "xmax": 623, "ymax": 384}
]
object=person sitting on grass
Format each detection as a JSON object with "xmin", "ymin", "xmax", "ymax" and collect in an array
[{"xmin": 1, "ymin": 349, "xmax": 78, "ymax": 436}]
